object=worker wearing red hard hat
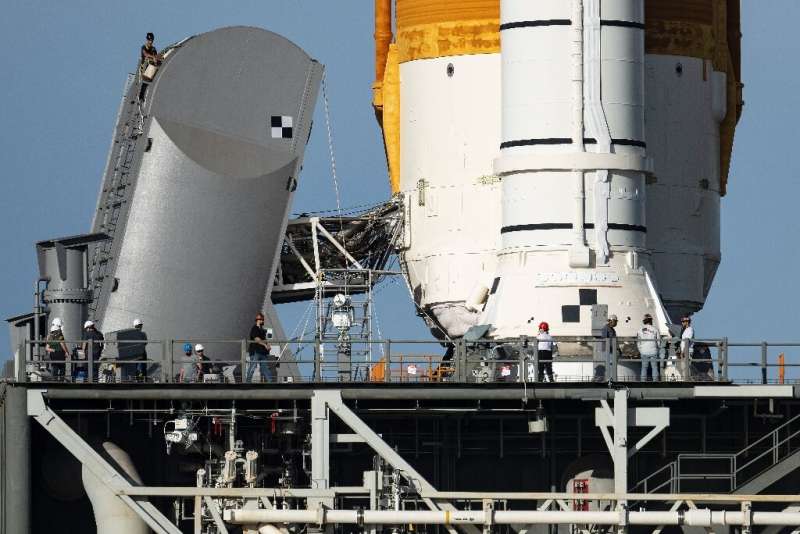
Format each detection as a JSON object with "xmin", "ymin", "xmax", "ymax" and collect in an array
[{"xmin": 536, "ymin": 321, "xmax": 555, "ymax": 382}]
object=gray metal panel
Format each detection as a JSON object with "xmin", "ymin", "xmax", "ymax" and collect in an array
[{"xmin": 94, "ymin": 26, "xmax": 322, "ymax": 363}]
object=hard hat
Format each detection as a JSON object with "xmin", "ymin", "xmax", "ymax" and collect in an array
[
  {"xmin": 609, "ymin": 314, "xmax": 618, "ymax": 321},
  {"xmin": 52, "ymin": 317, "xmax": 63, "ymax": 327},
  {"xmin": 84, "ymin": 320, "xmax": 94, "ymax": 329},
  {"xmin": 183, "ymin": 343, "xmax": 192, "ymax": 353},
  {"xmin": 538, "ymin": 321, "xmax": 549, "ymax": 331},
  {"xmin": 49, "ymin": 324, "xmax": 59, "ymax": 332},
  {"xmin": 195, "ymin": 344, "xmax": 204, "ymax": 352},
  {"xmin": 133, "ymin": 318, "xmax": 143, "ymax": 327}
]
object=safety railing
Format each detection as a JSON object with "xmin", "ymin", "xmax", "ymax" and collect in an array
[
  {"xmin": 633, "ymin": 412, "xmax": 800, "ymax": 494},
  {"xmin": 10, "ymin": 336, "xmax": 800, "ymax": 386}
]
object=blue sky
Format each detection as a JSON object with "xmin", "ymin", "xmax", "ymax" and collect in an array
[{"xmin": 2, "ymin": 2, "xmax": 799, "ymax": 380}]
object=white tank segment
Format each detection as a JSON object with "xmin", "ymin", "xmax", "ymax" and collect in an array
[
  {"xmin": 482, "ymin": 0, "xmax": 668, "ymax": 339},
  {"xmin": 645, "ymin": 55, "xmax": 727, "ymax": 319},
  {"xmin": 399, "ymin": 54, "xmax": 502, "ymax": 337}
]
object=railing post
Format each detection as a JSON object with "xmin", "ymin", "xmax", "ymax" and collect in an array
[
  {"xmin": 87, "ymin": 341, "xmax": 94, "ymax": 384},
  {"xmin": 314, "ymin": 336, "xmax": 322, "ymax": 382},
  {"xmin": 240, "ymin": 339, "xmax": 247, "ymax": 384},
  {"xmin": 383, "ymin": 339, "xmax": 391, "ymax": 383},
  {"xmin": 164, "ymin": 340, "xmax": 173, "ymax": 383},
  {"xmin": 773, "ymin": 430, "xmax": 779, "ymax": 465},
  {"xmin": 532, "ymin": 343, "xmax": 539, "ymax": 383},
  {"xmin": 456, "ymin": 338, "xmax": 466, "ymax": 382},
  {"xmin": 611, "ymin": 337, "xmax": 618, "ymax": 382},
  {"xmin": 17, "ymin": 342, "xmax": 27, "ymax": 383},
  {"xmin": 721, "ymin": 338, "xmax": 729, "ymax": 382},
  {"xmin": 761, "ymin": 341, "xmax": 768, "ymax": 384}
]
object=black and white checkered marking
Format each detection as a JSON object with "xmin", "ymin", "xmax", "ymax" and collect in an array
[
  {"xmin": 562, "ymin": 289, "xmax": 599, "ymax": 323},
  {"xmin": 271, "ymin": 115, "xmax": 293, "ymax": 139}
]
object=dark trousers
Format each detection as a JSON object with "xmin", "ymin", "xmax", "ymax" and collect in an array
[
  {"xmin": 50, "ymin": 354, "xmax": 66, "ymax": 380},
  {"xmin": 538, "ymin": 350, "xmax": 553, "ymax": 382}
]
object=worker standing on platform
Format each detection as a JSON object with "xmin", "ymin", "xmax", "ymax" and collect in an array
[
  {"xmin": 177, "ymin": 343, "xmax": 195, "ymax": 383},
  {"xmin": 46, "ymin": 322, "xmax": 69, "ymax": 381},
  {"xmin": 679, "ymin": 316, "xmax": 695, "ymax": 379},
  {"xmin": 81, "ymin": 320, "xmax": 105, "ymax": 381},
  {"xmin": 637, "ymin": 314, "xmax": 660, "ymax": 382},
  {"xmin": 536, "ymin": 322, "xmax": 555, "ymax": 382},
  {"xmin": 596, "ymin": 315, "xmax": 618, "ymax": 381},
  {"xmin": 246, "ymin": 312, "xmax": 274, "ymax": 383},
  {"xmin": 130, "ymin": 318, "xmax": 148, "ymax": 382},
  {"xmin": 194, "ymin": 344, "xmax": 213, "ymax": 382}
]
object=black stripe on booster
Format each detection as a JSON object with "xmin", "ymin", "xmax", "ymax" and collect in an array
[
  {"xmin": 500, "ymin": 19, "xmax": 572, "ymax": 30},
  {"xmin": 600, "ymin": 20, "xmax": 646, "ymax": 30},
  {"xmin": 500, "ymin": 138, "xmax": 572, "ymax": 149},
  {"xmin": 500, "ymin": 223, "xmax": 647, "ymax": 234},
  {"xmin": 501, "ymin": 138, "xmax": 647, "ymax": 150},
  {"xmin": 584, "ymin": 138, "xmax": 648, "ymax": 148}
]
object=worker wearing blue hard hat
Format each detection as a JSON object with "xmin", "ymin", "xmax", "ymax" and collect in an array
[{"xmin": 177, "ymin": 343, "xmax": 195, "ymax": 383}]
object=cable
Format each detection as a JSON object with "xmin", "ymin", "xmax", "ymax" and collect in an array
[{"xmin": 321, "ymin": 75, "xmax": 343, "ymax": 222}]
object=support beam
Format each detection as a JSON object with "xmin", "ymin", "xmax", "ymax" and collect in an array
[
  {"xmin": 317, "ymin": 390, "xmax": 478, "ymax": 534},
  {"xmin": 286, "ymin": 234, "xmax": 318, "ymax": 280},
  {"xmin": 1, "ymin": 385, "xmax": 30, "ymax": 534},
  {"xmin": 26, "ymin": 390, "xmax": 182, "ymax": 534},
  {"xmin": 204, "ymin": 496, "xmax": 230, "ymax": 534},
  {"xmin": 613, "ymin": 389, "xmax": 629, "ymax": 519},
  {"xmin": 314, "ymin": 221, "xmax": 364, "ymax": 269},
  {"xmin": 310, "ymin": 392, "xmax": 330, "ymax": 490}
]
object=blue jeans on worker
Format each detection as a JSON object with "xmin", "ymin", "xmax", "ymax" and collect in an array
[
  {"xmin": 641, "ymin": 352, "xmax": 659, "ymax": 381},
  {"xmin": 246, "ymin": 353, "xmax": 275, "ymax": 383}
]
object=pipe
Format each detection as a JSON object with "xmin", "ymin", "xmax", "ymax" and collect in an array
[
  {"xmin": 82, "ymin": 441, "xmax": 149, "ymax": 534},
  {"xmin": 571, "ymin": 0, "xmax": 586, "ymax": 248},
  {"xmin": 41, "ymin": 386, "xmax": 698, "ymax": 401},
  {"xmin": 224, "ymin": 508, "xmax": 800, "ymax": 527}
]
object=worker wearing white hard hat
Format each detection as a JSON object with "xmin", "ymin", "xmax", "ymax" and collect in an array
[
  {"xmin": 194, "ymin": 344, "xmax": 213, "ymax": 382},
  {"xmin": 133, "ymin": 318, "xmax": 143, "ymax": 328},
  {"xmin": 82, "ymin": 320, "xmax": 105, "ymax": 380},
  {"xmin": 51, "ymin": 317, "xmax": 63, "ymax": 327},
  {"xmin": 46, "ymin": 321, "xmax": 68, "ymax": 380}
]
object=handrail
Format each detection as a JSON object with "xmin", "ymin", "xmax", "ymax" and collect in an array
[
  {"xmin": 735, "ymin": 412, "xmax": 800, "ymax": 458},
  {"xmin": 636, "ymin": 413, "xmax": 800, "ymax": 493}
]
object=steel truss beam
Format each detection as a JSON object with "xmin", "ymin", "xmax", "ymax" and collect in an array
[
  {"xmin": 313, "ymin": 390, "xmax": 480, "ymax": 534},
  {"xmin": 26, "ymin": 390, "xmax": 182, "ymax": 534}
]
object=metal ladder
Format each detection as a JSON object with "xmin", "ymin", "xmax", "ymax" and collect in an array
[
  {"xmin": 633, "ymin": 412, "xmax": 800, "ymax": 494},
  {"xmin": 87, "ymin": 73, "xmax": 147, "ymax": 318}
]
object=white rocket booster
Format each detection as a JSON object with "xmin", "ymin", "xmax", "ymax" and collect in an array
[
  {"xmin": 381, "ymin": 0, "xmax": 741, "ymax": 341},
  {"xmin": 482, "ymin": 0, "xmax": 665, "ymax": 338}
]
